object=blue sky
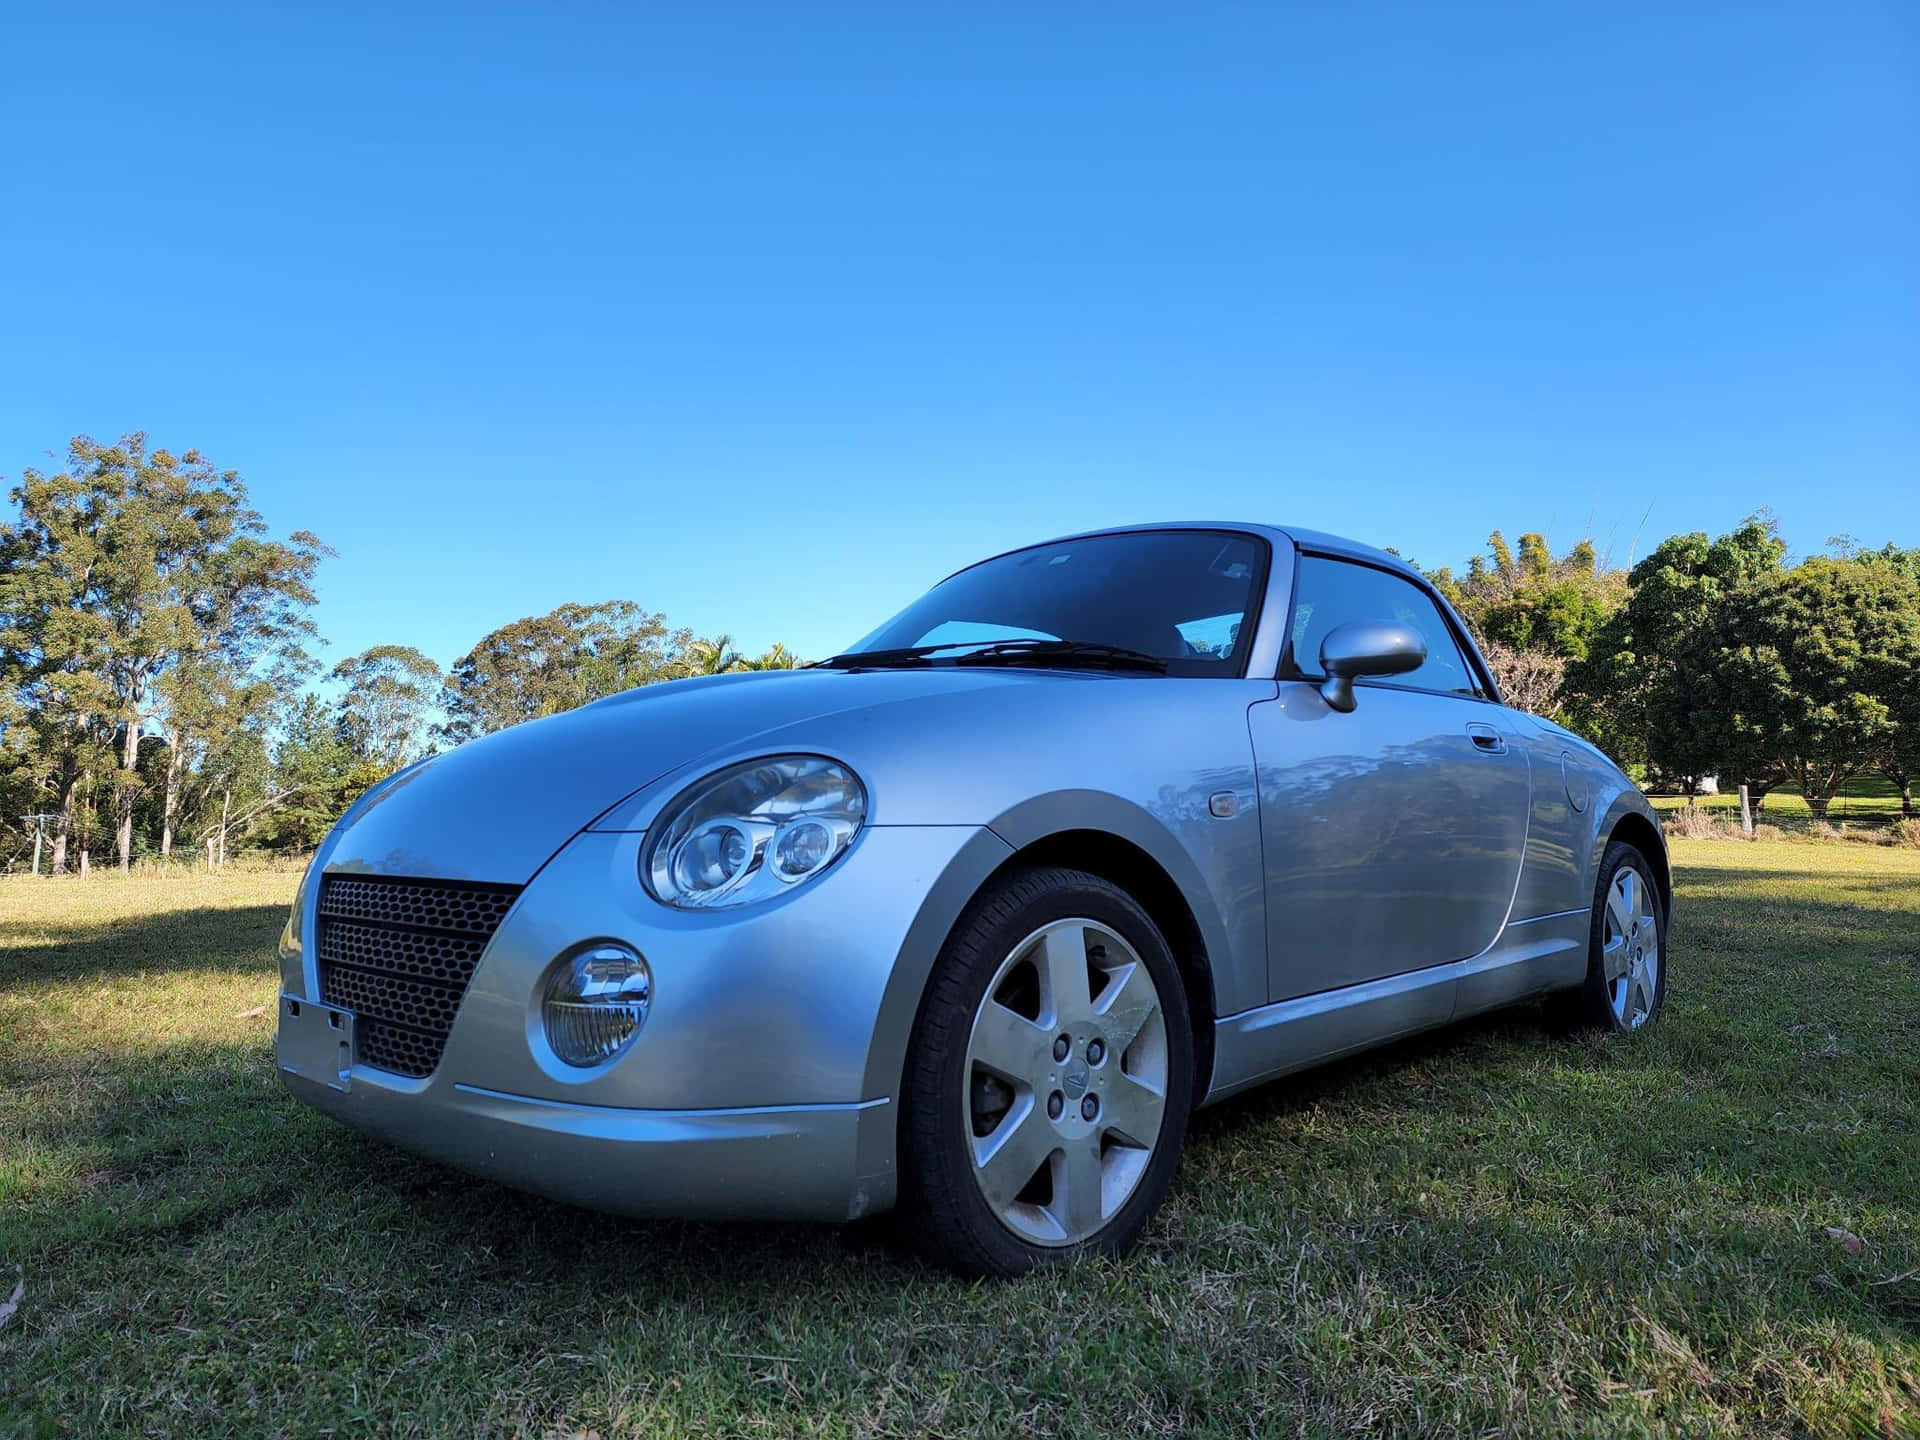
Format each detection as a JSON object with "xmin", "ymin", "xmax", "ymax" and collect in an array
[{"xmin": 3, "ymin": 3, "xmax": 1915, "ymax": 671}]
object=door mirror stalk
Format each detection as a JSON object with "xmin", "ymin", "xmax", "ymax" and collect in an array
[{"xmin": 1317, "ymin": 622, "xmax": 1427, "ymax": 712}]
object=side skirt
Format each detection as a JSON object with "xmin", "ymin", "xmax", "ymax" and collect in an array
[{"xmin": 1201, "ymin": 909, "xmax": 1590, "ymax": 1106}]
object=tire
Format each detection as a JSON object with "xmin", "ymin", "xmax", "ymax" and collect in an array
[
  {"xmin": 899, "ymin": 866, "xmax": 1195, "ymax": 1278},
  {"xmin": 1550, "ymin": 839, "xmax": 1668, "ymax": 1033}
]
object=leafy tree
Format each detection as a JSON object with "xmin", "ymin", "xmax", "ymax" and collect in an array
[
  {"xmin": 682, "ymin": 634, "xmax": 745, "ymax": 676},
  {"xmin": 1422, "ymin": 531, "xmax": 1625, "ymax": 722},
  {"xmin": 441, "ymin": 601, "xmax": 693, "ymax": 742},
  {"xmin": 744, "ymin": 642, "xmax": 802, "ymax": 670},
  {"xmin": 255, "ymin": 694, "xmax": 356, "ymax": 851},
  {"xmin": 332, "ymin": 644, "xmax": 443, "ymax": 772},
  {"xmin": 1713, "ymin": 557, "xmax": 1920, "ymax": 821},
  {"xmin": 0, "ymin": 436, "xmax": 323, "ymax": 869},
  {"xmin": 1427, "ymin": 531, "xmax": 1624, "ymax": 661},
  {"xmin": 1569, "ymin": 516, "xmax": 1785, "ymax": 793}
]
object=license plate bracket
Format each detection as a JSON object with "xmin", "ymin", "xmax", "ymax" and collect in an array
[{"xmin": 277, "ymin": 994, "xmax": 355, "ymax": 1093}]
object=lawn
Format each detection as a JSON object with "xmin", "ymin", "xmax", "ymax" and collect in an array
[{"xmin": 2, "ymin": 845, "xmax": 1917, "ymax": 1438}]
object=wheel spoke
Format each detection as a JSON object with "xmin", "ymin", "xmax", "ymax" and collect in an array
[
  {"xmin": 1601, "ymin": 933, "xmax": 1631, "ymax": 982},
  {"xmin": 1102, "ymin": 1069, "xmax": 1165, "ymax": 1147},
  {"xmin": 1092, "ymin": 960, "xmax": 1160, "ymax": 1057},
  {"xmin": 1039, "ymin": 923, "xmax": 1093, "ymax": 1023},
  {"xmin": 1054, "ymin": 1137, "xmax": 1104, "ymax": 1237},
  {"xmin": 972, "ymin": 1100, "xmax": 1054, "ymax": 1210},
  {"xmin": 968, "ymin": 999, "xmax": 1052, "ymax": 1081},
  {"xmin": 1631, "ymin": 970, "xmax": 1654, "ymax": 1024},
  {"xmin": 1606, "ymin": 875, "xmax": 1633, "ymax": 938}
]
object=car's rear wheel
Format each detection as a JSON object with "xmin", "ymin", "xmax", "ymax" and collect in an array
[
  {"xmin": 900, "ymin": 867, "xmax": 1194, "ymax": 1277},
  {"xmin": 1552, "ymin": 839, "xmax": 1667, "ymax": 1032}
]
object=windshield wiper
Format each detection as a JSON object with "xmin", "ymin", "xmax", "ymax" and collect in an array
[
  {"xmin": 951, "ymin": 639, "xmax": 1168, "ymax": 673},
  {"xmin": 810, "ymin": 639, "xmax": 1167, "ymax": 674},
  {"xmin": 808, "ymin": 643, "xmax": 969, "ymax": 670}
]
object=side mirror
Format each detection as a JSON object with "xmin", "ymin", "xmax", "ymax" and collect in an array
[{"xmin": 1317, "ymin": 621, "xmax": 1426, "ymax": 713}]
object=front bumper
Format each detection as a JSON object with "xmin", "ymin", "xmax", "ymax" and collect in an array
[
  {"xmin": 278, "ymin": 822, "xmax": 1014, "ymax": 1221},
  {"xmin": 285, "ymin": 1067, "xmax": 895, "ymax": 1220}
]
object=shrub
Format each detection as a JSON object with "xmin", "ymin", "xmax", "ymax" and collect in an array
[
  {"xmin": 1753, "ymin": 823, "xmax": 1785, "ymax": 843},
  {"xmin": 1664, "ymin": 806, "xmax": 1724, "ymax": 840},
  {"xmin": 1893, "ymin": 818, "xmax": 1920, "ymax": 850}
]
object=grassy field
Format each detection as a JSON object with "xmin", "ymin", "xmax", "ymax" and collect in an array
[{"xmin": 2, "ymin": 846, "xmax": 1917, "ymax": 1438}]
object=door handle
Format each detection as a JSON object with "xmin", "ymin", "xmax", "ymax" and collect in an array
[{"xmin": 1466, "ymin": 723, "xmax": 1507, "ymax": 755}]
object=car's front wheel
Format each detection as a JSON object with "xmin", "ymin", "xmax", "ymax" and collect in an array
[
  {"xmin": 900, "ymin": 867, "xmax": 1194, "ymax": 1277},
  {"xmin": 1552, "ymin": 838, "xmax": 1668, "ymax": 1032}
]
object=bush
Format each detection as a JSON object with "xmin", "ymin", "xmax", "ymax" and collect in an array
[
  {"xmin": 1664, "ymin": 805, "xmax": 1726, "ymax": 840},
  {"xmin": 1753, "ymin": 823, "xmax": 1786, "ymax": 843},
  {"xmin": 1893, "ymin": 818, "xmax": 1920, "ymax": 850}
]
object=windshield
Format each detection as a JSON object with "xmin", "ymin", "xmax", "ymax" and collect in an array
[{"xmin": 846, "ymin": 530, "xmax": 1269, "ymax": 677}]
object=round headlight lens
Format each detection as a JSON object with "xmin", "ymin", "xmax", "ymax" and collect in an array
[
  {"xmin": 544, "ymin": 944, "xmax": 652, "ymax": 1067},
  {"xmin": 645, "ymin": 755, "xmax": 866, "ymax": 909}
]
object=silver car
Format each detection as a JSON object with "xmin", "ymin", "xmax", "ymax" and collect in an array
[{"xmin": 277, "ymin": 523, "xmax": 1668, "ymax": 1276}]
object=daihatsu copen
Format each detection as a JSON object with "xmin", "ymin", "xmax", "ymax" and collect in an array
[{"xmin": 277, "ymin": 524, "xmax": 1668, "ymax": 1276}]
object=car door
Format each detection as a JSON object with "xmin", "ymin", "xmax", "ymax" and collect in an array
[{"xmin": 1248, "ymin": 552, "xmax": 1531, "ymax": 1001}]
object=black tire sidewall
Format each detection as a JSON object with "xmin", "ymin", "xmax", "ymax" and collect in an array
[{"xmin": 901, "ymin": 866, "xmax": 1195, "ymax": 1277}]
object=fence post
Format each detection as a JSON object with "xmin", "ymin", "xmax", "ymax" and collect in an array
[{"xmin": 1738, "ymin": 784, "xmax": 1754, "ymax": 838}]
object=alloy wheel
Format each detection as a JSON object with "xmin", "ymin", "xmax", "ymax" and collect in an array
[
  {"xmin": 961, "ymin": 917, "xmax": 1170, "ymax": 1246},
  {"xmin": 1601, "ymin": 865, "xmax": 1660, "ymax": 1028}
]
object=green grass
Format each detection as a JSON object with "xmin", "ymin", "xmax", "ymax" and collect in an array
[{"xmin": 2, "ymin": 849, "xmax": 1918, "ymax": 1438}]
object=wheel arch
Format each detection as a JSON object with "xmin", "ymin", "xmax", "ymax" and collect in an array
[
  {"xmin": 1606, "ymin": 810, "xmax": 1672, "ymax": 918},
  {"xmin": 985, "ymin": 828, "xmax": 1218, "ymax": 1101},
  {"xmin": 869, "ymin": 792, "xmax": 1234, "ymax": 1126}
]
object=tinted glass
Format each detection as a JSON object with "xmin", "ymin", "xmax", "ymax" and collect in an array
[
  {"xmin": 1287, "ymin": 555, "xmax": 1480, "ymax": 697},
  {"xmin": 850, "ymin": 531, "xmax": 1267, "ymax": 676}
]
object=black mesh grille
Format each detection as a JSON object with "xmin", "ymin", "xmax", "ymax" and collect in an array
[{"xmin": 315, "ymin": 874, "xmax": 521, "ymax": 1079}]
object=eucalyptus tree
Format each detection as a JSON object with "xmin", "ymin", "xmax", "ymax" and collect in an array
[
  {"xmin": 1, "ymin": 435, "xmax": 325, "ymax": 869},
  {"xmin": 441, "ymin": 601, "xmax": 693, "ymax": 742},
  {"xmin": 332, "ymin": 644, "xmax": 444, "ymax": 772}
]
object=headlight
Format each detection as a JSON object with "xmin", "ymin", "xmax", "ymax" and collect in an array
[
  {"xmin": 543, "ymin": 944, "xmax": 652, "ymax": 1066},
  {"xmin": 644, "ymin": 755, "xmax": 866, "ymax": 909}
]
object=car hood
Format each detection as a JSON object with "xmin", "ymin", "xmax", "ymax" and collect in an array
[{"xmin": 320, "ymin": 668, "xmax": 1043, "ymax": 883}]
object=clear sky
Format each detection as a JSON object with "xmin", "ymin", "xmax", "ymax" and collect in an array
[{"xmin": 3, "ymin": 3, "xmax": 1915, "ymax": 670}]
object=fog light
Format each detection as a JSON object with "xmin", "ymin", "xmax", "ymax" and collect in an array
[{"xmin": 543, "ymin": 944, "xmax": 651, "ymax": 1067}]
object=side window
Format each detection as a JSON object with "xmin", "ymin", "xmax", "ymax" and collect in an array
[{"xmin": 1287, "ymin": 555, "xmax": 1481, "ymax": 698}]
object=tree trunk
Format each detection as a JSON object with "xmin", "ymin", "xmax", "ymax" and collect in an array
[
  {"xmin": 1806, "ymin": 791, "xmax": 1831, "ymax": 823},
  {"xmin": 50, "ymin": 764, "xmax": 76, "ymax": 875},
  {"xmin": 217, "ymin": 784, "xmax": 231, "ymax": 869},
  {"xmin": 160, "ymin": 728, "xmax": 182, "ymax": 861},
  {"xmin": 115, "ymin": 713, "xmax": 140, "ymax": 872}
]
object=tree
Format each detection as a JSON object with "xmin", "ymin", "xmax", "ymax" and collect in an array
[
  {"xmin": 682, "ymin": 634, "xmax": 745, "ymax": 676},
  {"xmin": 1422, "ymin": 530, "xmax": 1625, "ymax": 724},
  {"xmin": 1569, "ymin": 516, "xmax": 1785, "ymax": 794},
  {"xmin": 744, "ymin": 642, "xmax": 802, "ymax": 671},
  {"xmin": 1476, "ymin": 640, "xmax": 1565, "ymax": 717},
  {"xmin": 254, "ymin": 694, "xmax": 356, "ymax": 852},
  {"xmin": 332, "ymin": 645, "xmax": 443, "ymax": 772},
  {"xmin": 441, "ymin": 601, "xmax": 693, "ymax": 742},
  {"xmin": 1713, "ymin": 557, "xmax": 1920, "ymax": 821},
  {"xmin": 0, "ymin": 436, "xmax": 324, "ymax": 869}
]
